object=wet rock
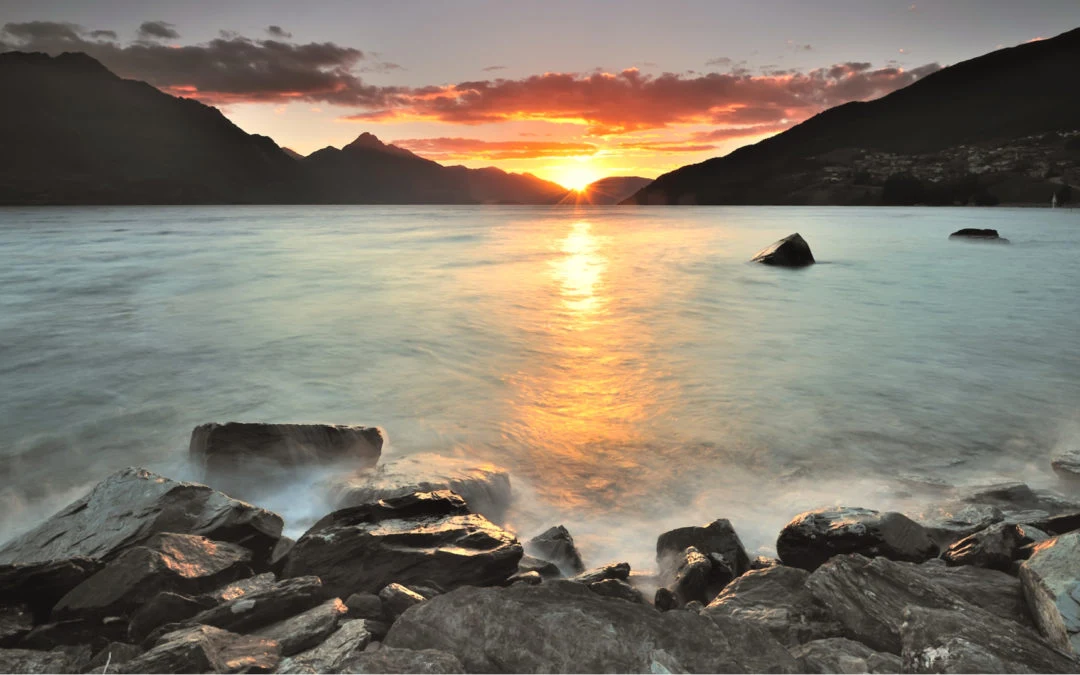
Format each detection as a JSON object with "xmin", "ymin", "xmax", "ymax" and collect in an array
[
  {"xmin": 901, "ymin": 605, "xmax": 1076, "ymax": 673},
  {"xmin": 1052, "ymin": 450, "xmax": 1080, "ymax": 483},
  {"xmin": 276, "ymin": 619, "xmax": 374, "ymax": 673},
  {"xmin": 328, "ymin": 453, "xmax": 511, "ymax": 523},
  {"xmin": 0, "ymin": 648, "xmax": 83, "ymax": 674},
  {"xmin": 654, "ymin": 587, "xmax": 678, "ymax": 611},
  {"xmin": 202, "ymin": 572, "xmax": 277, "ymax": 604},
  {"xmin": 0, "ymin": 558, "xmax": 102, "ymax": 621},
  {"xmin": 791, "ymin": 637, "xmax": 901, "ymax": 674},
  {"xmin": 777, "ymin": 507, "xmax": 938, "ymax": 571},
  {"xmin": 704, "ymin": 565, "xmax": 841, "ymax": 647},
  {"xmin": 571, "ymin": 561, "xmax": 631, "ymax": 585},
  {"xmin": 254, "ymin": 598, "xmax": 347, "ymax": 657},
  {"xmin": 509, "ymin": 570, "xmax": 543, "ymax": 585},
  {"xmin": 116, "ymin": 625, "xmax": 280, "ymax": 674},
  {"xmin": 190, "ymin": 422, "xmax": 382, "ymax": 473},
  {"xmin": 1020, "ymin": 531, "xmax": 1080, "ymax": 655},
  {"xmin": 949, "ymin": 228, "xmax": 1009, "ymax": 242},
  {"xmin": 183, "ymin": 576, "xmax": 327, "ymax": 634},
  {"xmin": 0, "ymin": 605, "xmax": 32, "ymax": 644},
  {"xmin": 87, "ymin": 642, "xmax": 144, "ymax": 670},
  {"xmin": 0, "ymin": 468, "xmax": 283, "ymax": 568},
  {"xmin": 751, "ymin": 233, "xmax": 816, "ymax": 267},
  {"xmin": 588, "ymin": 578, "xmax": 645, "ymax": 603},
  {"xmin": 517, "ymin": 554, "xmax": 561, "ymax": 579},
  {"xmin": 385, "ymin": 580, "xmax": 798, "ymax": 672},
  {"xmin": 670, "ymin": 546, "xmax": 712, "ymax": 606},
  {"xmin": 943, "ymin": 521, "xmax": 1043, "ymax": 571},
  {"xmin": 54, "ymin": 533, "xmax": 252, "ymax": 619},
  {"xmin": 282, "ymin": 490, "xmax": 522, "ymax": 597},
  {"xmin": 344, "ymin": 593, "xmax": 383, "ymax": 621},
  {"xmin": 525, "ymin": 525, "xmax": 585, "ymax": 575},
  {"xmin": 127, "ymin": 592, "xmax": 211, "ymax": 644},
  {"xmin": 378, "ymin": 584, "xmax": 426, "ymax": 620},
  {"xmin": 339, "ymin": 646, "xmax": 465, "ymax": 673},
  {"xmin": 657, "ymin": 518, "xmax": 751, "ymax": 576},
  {"xmin": 921, "ymin": 503, "xmax": 1004, "ymax": 546}
]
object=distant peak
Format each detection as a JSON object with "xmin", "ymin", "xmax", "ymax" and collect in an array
[{"xmin": 343, "ymin": 132, "xmax": 419, "ymax": 159}]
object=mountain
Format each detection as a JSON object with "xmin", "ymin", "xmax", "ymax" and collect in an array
[
  {"xmin": 626, "ymin": 27, "xmax": 1080, "ymax": 206},
  {"xmin": 580, "ymin": 176, "xmax": 653, "ymax": 204}
]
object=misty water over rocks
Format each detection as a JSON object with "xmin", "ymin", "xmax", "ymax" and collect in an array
[{"xmin": 2, "ymin": 205, "xmax": 1079, "ymax": 572}]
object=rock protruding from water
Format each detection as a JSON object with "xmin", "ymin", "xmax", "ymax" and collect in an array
[
  {"xmin": 281, "ymin": 490, "xmax": 522, "ymax": 598},
  {"xmin": 1052, "ymin": 450, "xmax": 1080, "ymax": 483},
  {"xmin": 777, "ymin": 507, "xmax": 938, "ymax": 571},
  {"xmin": 384, "ymin": 580, "xmax": 799, "ymax": 673},
  {"xmin": 0, "ymin": 468, "xmax": 283, "ymax": 568},
  {"xmin": 525, "ymin": 525, "xmax": 586, "ymax": 576},
  {"xmin": 1020, "ymin": 531, "xmax": 1080, "ymax": 655},
  {"xmin": 657, "ymin": 518, "xmax": 751, "ymax": 577},
  {"xmin": 949, "ymin": 228, "xmax": 1009, "ymax": 242},
  {"xmin": 750, "ymin": 233, "xmax": 815, "ymax": 267}
]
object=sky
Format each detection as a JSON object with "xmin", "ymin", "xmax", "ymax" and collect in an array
[{"xmin": 2, "ymin": 0, "xmax": 1078, "ymax": 188}]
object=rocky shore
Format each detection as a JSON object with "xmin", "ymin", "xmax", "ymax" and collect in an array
[{"xmin": 2, "ymin": 423, "xmax": 1080, "ymax": 673}]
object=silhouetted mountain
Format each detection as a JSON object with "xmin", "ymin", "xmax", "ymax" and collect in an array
[
  {"xmin": 581, "ymin": 176, "xmax": 652, "ymax": 204},
  {"xmin": 626, "ymin": 28, "xmax": 1080, "ymax": 206}
]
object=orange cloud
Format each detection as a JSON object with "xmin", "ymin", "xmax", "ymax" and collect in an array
[{"xmin": 391, "ymin": 137, "xmax": 598, "ymax": 160}]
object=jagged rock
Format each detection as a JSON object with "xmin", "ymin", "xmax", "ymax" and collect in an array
[
  {"xmin": 901, "ymin": 605, "xmax": 1076, "ymax": 673},
  {"xmin": 525, "ymin": 525, "xmax": 585, "ymax": 575},
  {"xmin": 203, "ymin": 573, "xmax": 277, "ymax": 604},
  {"xmin": 54, "ymin": 533, "xmax": 252, "ymax": 619},
  {"xmin": 182, "ymin": 576, "xmax": 327, "ymax": 634},
  {"xmin": 378, "ymin": 584, "xmax": 425, "ymax": 620},
  {"xmin": 751, "ymin": 233, "xmax": 816, "ymax": 267},
  {"xmin": 0, "ymin": 647, "xmax": 83, "ymax": 674},
  {"xmin": 943, "ymin": 521, "xmax": 1044, "ymax": 571},
  {"xmin": 128, "ymin": 592, "xmax": 212, "ymax": 644},
  {"xmin": 509, "ymin": 570, "xmax": 543, "ymax": 585},
  {"xmin": 777, "ymin": 507, "xmax": 938, "ymax": 571},
  {"xmin": 345, "ymin": 593, "xmax": 383, "ymax": 621},
  {"xmin": 0, "ymin": 558, "xmax": 102, "ymax": 621},
  {"xmin": 276, "ymin": 619, "xmax": 374, "ymax": 673},
  {"xmin": 920, "ymin": 503, "xmax": 1005, "ymax": 546},
  {"xmin": 588, "ymin": 579, "xmax": 645, "ymax": 603},
  {"xmin": 704, "ymin": 565, "xmax": 841, "ymax": 647},
  {"xmin": 338, "ymin": 646, "xmax": 466, "ymax": 673},
  {"xmin": 656, "ymin": 519, "xmax": 751, "ymax": 577},
  {"xmin": 190, "ymin": 422, "xmax": 383, "ymax": 473},
  {"xmin": 750, "ymin": 556, "xmax": 780, "ymax": 570},
  {"xmin": 87, "ymin": 642, "xmax": 144, "ymax": 670},
  {"xmin": 1052, "ymin": 450, "xmax": 1080, "ymax": 483},
  {"xmin": 0, "ymin": 605, "xmax": 32, "ymax": 644},
  {"xmin": 385, "ymin": 580, "xmax": 797, "ymax": 672},
  {"xmin": 1020, "ymin": 531, "xmax": 1080, "ymax": 655},
  {"xmin": 670, "ymin": 546, "xmax": 712, "ymax": 606},
  {"xmin": 282, "ymin": 491, "xmax": 522, "ymax": 597},
  {"xmin": 518, "ymin": 554, "xmax": 562, "ymax": 579},
  {"xmin": 571, "ymin": 561, "xmax": 631, "ymax": 585},
  {"xmin": 949, "ymin": 228, "xmax": 1009, "ymax": 242},
  {"xmin": 116, "ymin": 625, "xmax": 280, "ymax": 674},
  {"xmin": 791, "ymin": 637, "xmax": 901, "ymax": 674},
  {"xmin": 905, "ymin": 558, "xmax": 1032, "ymax": 626},
  {"xmin": 328, "ymin": 453, "xmax": 511, "ymax": 523},
  {"xmin": 253, "ymin": 598, "xmax": 347, "ymax": 657},
  {"xmin": 654, "ymin": 587, "xmax": 678, "ymax": 611},
  {"xmin": 0, "ymin": 468, "xmax": 282, "ymax": 567}
]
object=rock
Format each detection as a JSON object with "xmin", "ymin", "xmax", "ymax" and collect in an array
[
  {"xmin": 0, "ymin": 558, "xmax": 102, "ymax": 621},
  {"xmin": 127, "ymin": 592, "xmax": 212, "ymax": 644},
  {"xmin": 328, "ymin": 453, "xmax": 511, "ymax": 523},
  {"xmin": 518, "ymin": 554, "xmax": 562, "ymax": 579},
  {"xmin": 670, "ymin": 546, "xmax": 713, "ymax": 606},
  {"xmin": 0, "ymin": 605, "xmax": 33, "ymax": 644},
  {"xmin": 588, "ymin": 579, "xmax": 645, "ymax": 603},
  {"xmin": 705, "ymin": 565, "xmax": 841, "ymax": 647},
  {"xmin": 253, "ymin": 598, "xmax": 347, "ymax": 657},
  {"xmin": 20, "ymin": 619, "xmax": 126, "ymax": 651},
  {"xmin": 378, "ymin": 584, "xmax": 426, "ymax": 620},
  {"xmin": 385, "ymin": 580, "xmax": 797, "ymax": 672},
  {"xmin": 183, "ymin": 576, "xmax": 327, "ymax": 634},
  {"xmin": 905, "ymin": 558, "xmax": 1032, "ymax": 626},
  {"xmin": 344, "ymin": 593, "xmax": 383, "ymax": 621},
  {"xmin": 0, "ymin": 468, "xmax": 283, "ymax": 568},
  {"xmin": 508, "ymin": 570, "xmax": 543, "ymax": 585},
  {"xmin": 943, "ymin": 521, "xmax": 1043, "ymax": 571},
  {"xmin": 750, "ymin": 556, "xmax": 780, "ymax": 570},
  {"xmin": 656, "ymin": 518, "xmax": 751, "ymax": 577},
  {"xmin": 1033, "ymin": 511, "xmax": 1080, "ymax": 537},
  {"xmin": 920, "ymin": 503, "xmax": 1005, "ymax": 547},
  {"xmin": 791, "ymin": 637, "xmax": 901, "ymax": 674},
  {"xmin": 338, "ymin": 646, "xmax": 465, "ymax": 674},
  {"xmin": 53, "ymin": 533, "xmax": 252, "ymax": 619},
  {"xmin": 525, "ymin": 525, "xmax": 585, "ymax": 576},
  {"xmin": 654, "ymin": 587, "xmax": 678, "ymax": 611},
  {"xmin": 269, "ymin": 536, "xmax": 294, "ymax": 575},
  {"xmin": 571, "ymin": 561, "xmax": 631, "ymax": 585},
  {"xmin": 116, "ymin": 625, "xmax": 280, "ymax": 674},
  {"xmin": 777, "ymin": 507, "xmax": 938, "ymax": 571},
  {"xmin": 949, "ymin": 228, "xmax": 1009, "ymax": 242},
  {"xmin": 751, "ymin": 233, "xmax": 816, "ymax": 267},
  {"xmin": 87, "ymin": 642, "xmax": 144, "ymax": 670},
  {"xmin": 1053, "ymin": 450, "xmax": 1080, "ymax": 483},
  {"xmin": 0, "ymin": 648, "xmax": 83, "ymax": 674},
  {"xmin": 901, "ymin": 605, "xmax": 1077, "ymax": 673},
  {"xmin": 1020, "ymin": 531, "xmax": 1080, "ymax": 655},
  {"xmin": 202, "ymin": 572, "xmax": 277, "ymax": 604},
  {"xmin": 282, "ymin": 490, "xmax": 522, "ymax": 598},
  {"xmin": 276, "ymin": 619, "xmax": 374, "ymax": 673},
  {"xmin": 190, "ymin": 422, "xmax": 383, "ymax": 473}
]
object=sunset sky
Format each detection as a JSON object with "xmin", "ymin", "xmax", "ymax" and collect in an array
[{"xmin": 2, "ymin": 0, "xmax": 1078, "ymax": 187}]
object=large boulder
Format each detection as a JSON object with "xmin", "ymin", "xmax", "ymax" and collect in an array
[
  {"xmin": 327, "ymin": 453, "xmax": 511, "ymax": 523},
  {"xmin": 704, "ymin": 565, "xmax": 842, "ymax": 647},
  {"xmin": 942, "ymin": 521, "xmax": 1046, "ymax": 571},
  {"xmin": 776, "ymin": 507, "xmax": 938, "ymax": 571},
  {"xmin": 750, "ymin": 233, "xmax": 815, "ymax": 267},
  {"xmin": 0, "ymin": 558, "xmax": 102, "ymax": 622},
  {"xmin": 901, "ymin": 605, "xmax": 1077, "ymax": 673},
  {"xmin": 791, "ymin": 637, "xmax": 901, "ymax": 674},
  {"xmin": 0, "ymin": 468, "xmax": 283, "ymax": 568},
  {"xmin": 281, "ymin": 490, "xmax": 522, "ymax": 598},
  {"xmin": 253, "ymin": 599, "xmax": 348, "ymax": 657},
  {"xmin": 115, "ymin": 625, "xmax": 280, "ymax": 674},
  {"xmin": 190, "ymin": 422, "xmax": 382, "ymax": 473},
  {"xmin": 385, "ymin": 580, "xmax": 798, "ymax": 672},
  {"xmin": 339, "ymin": 646, "xmax": 466, "ymax": 674},
  {"xmin": 1020, "ymin": 531, "xmax": 1080, "ymax": 655},
  {"xmin": 524, "ymin": 525, "xmax": 585, "ymax": 576},
  {"xmin": 276, "ymin": 619, "xmax": 373, "ymax": 673},
  {"xmin": 657, "ymin": 518, "xmax": 751, "ymax": 577},
  {"xmin": 949, "ymin": 228, "xmax": 1009, "ymax": 242}
]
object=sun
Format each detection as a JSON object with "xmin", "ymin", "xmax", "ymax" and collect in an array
[{"xmin": 556, "ymin": 165, "xmax": 602, "ymax": 193}]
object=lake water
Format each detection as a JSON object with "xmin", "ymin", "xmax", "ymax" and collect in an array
[{"xmin": 2, "ymin": 205, "xmax": 1079, "ymax": 568}]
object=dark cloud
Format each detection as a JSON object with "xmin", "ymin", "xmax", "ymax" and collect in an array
[
  {"xmin": 138, "ymin": 21, "xmax": 179, "ymax": 40},
  {"xmin": 267, "ymin": 25, "xmax": 292, "ymax": 39},
  {"xmin": 705, "ymin": 56, "xmax": 732, "ymax": 67},
  {"xmin": 88, "ymin": 29, "xmax": 117, "ymax": 40},
  {"xmin": 482, "ymin": 65, "xmax": 507, "ymax": 72}
]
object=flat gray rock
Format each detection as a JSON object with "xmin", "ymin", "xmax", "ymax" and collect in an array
[
  {"xmin": 1020, "ymin": 531, "xmax": 1080, "ymax": 655},
  {"xmin": 904, "ymin": 558, "xmax": 1032, "ymax": 626},
  {"xmin": 791, "ymin": 637, "xmax": 901, "ymax": 674},
  {"xmin": 384, "ymin": 579, "xmax": 799, "ymax": 673},
  {"xmin": 276, "ymin": 619, "xmax": 374, "ymax": 673},
  {"xmin": 777, "ymin": 507, "xmax": 938, "ymax": 572}
]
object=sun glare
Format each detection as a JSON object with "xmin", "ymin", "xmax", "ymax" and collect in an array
[{"xmin": 557, "ymin": 165, "xmax": 602, "ymax": 192}]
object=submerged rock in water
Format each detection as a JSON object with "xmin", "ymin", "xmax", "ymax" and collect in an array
[
  {"xmin": 0, "ymin": 468, "xmax": 283, "ymax": 568},
  {"xmin": 776, "ymin": 507, "xmax": 938, "ymax": 571},
  {"xmin": 1019, "ymin": 531, "xmax": 1080, "ymax": 655},
  {"xmin": 949, "ymin": 228, "xmax": 1009, "ymax": 242},
  {"xmin": 525, "ymin": 525, "xmax": 585, "ymax": 576},
  {"xmin": 190, "ymin": 422, "xmax": 383, "ymax": 473},
  {"xmin": 384, "ymin": 580, "xmax": 799, "ymax": 673},
  {"xmin": 750, "ymin": 233, "xmax": 815, "ymax": 267}
]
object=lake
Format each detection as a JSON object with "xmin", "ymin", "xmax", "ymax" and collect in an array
[{"xmin": 1, "ymin": 205, "xmax": 1078, "ymax": 568}]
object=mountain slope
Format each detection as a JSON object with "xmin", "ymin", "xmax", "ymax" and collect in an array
[{"xmin": 626, "ymin": 27, "xmax": 1080, "ymax": 205}]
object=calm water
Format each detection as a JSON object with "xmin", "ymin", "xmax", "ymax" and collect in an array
[{"xmin": 2, "ymin": 205, "xmax": 1079, "ymax": 566}]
